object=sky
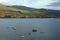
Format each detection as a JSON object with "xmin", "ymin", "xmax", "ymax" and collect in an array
[{"xmin": 0, "ymin": 0, "xmax": 60, "ymax": 10}]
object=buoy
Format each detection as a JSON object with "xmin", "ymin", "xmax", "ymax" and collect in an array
[
  {"xmin": 32, "ymin": 29, "xmax": 37, "ymax": 32},
  {"xmin": 28, "ymin": 33, "xmax": 31, "ymax": 35}
]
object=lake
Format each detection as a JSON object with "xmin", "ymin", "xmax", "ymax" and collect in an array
[{"xmin": 0, "ymin": 18, "xmax": 60, "ymax": 40}]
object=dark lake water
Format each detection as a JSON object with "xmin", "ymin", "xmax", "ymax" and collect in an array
[{"xmin": 0, "ymin": 18, "xmax": 60, "ymax": 40}]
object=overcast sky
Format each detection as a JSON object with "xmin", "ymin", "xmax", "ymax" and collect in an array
[{"xmin": 0, "ymin": 0, "xmax": 60, "ymax": 10}]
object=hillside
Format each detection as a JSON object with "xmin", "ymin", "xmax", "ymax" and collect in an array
[
  {"xmin": 0, "ymin": 4, "xmax": 32, "ymax": 18},
  {"xmin": 0, "ymin": 4, "xmax": 60, "ymax": 18},
  {"xmin": 38, "ymin": 8, "xmax": 60, "ymax": 16}
]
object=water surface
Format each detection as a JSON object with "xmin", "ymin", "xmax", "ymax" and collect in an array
[{"xmin": 0, "ymin": 18, "xmax": 60, "ymax": 40}]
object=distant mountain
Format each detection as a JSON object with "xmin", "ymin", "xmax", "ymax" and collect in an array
[{"xmin": 7, "ymin": 5, "xmax": 38, "ymax": 11}]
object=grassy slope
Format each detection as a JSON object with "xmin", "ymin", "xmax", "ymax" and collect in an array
[{"xmin": 0, "ymin": 4, "xmax": 32, "ymax": 18}]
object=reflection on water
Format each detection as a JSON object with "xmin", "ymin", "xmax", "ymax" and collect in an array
[{"xmin": 0, "ymin": 18, "xmax": 60, "ymax": 40}]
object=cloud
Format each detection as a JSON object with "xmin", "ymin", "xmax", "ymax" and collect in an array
[
  {"xmin": 45, "ymin": 0, "xmax": 60, "ymax": 10},
  {"xmin": 53, "ymin": 0, "xmax": 60, "ymax": 1},
  {"xmin": 21, "ymin": 3, "xmax": 29, "ymax": 6},
  {"xmin": 28, "ymin": 0, "xmax": 39, "ymax": 2},
  {"xmin": 46, "ymin": 0, "xmax": 60, "ymax": 7},
  {"xmin": 0, "ymin": 0, "xmax": 8, "ymax": 3},
  {"xmin": 47, "ymin": 2, "xmax": 60, "ymax": 6}
]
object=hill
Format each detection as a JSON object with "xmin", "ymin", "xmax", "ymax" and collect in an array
[
  {"xmin": 0, "ymin": 4, "xmax": 32, "ymax": 18},
  {"xmin": 0, "ymin": 4, "xmax": 60, "ymax": 18},
  {"xmin": 7, "ymin": 5, "xmax": 60, "ymax": 18}
]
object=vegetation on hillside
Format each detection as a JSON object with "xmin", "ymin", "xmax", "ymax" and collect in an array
[{"xmin": 0, "ymin": 4, "xmax": 60, "ymax": 18}]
